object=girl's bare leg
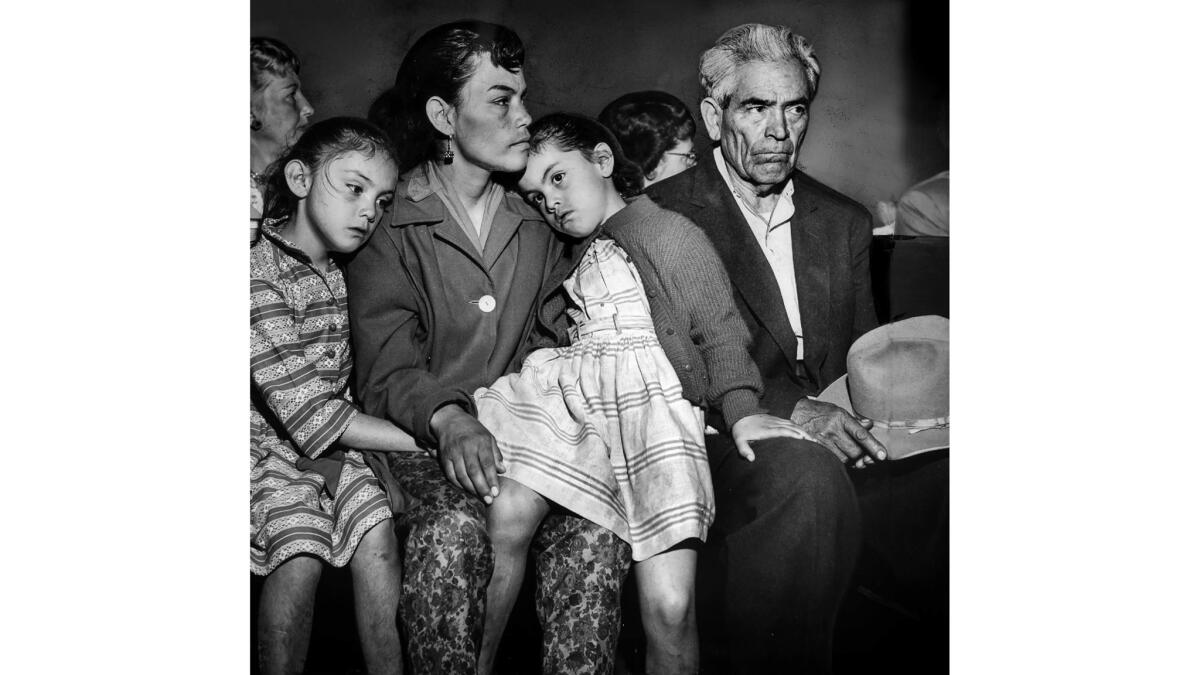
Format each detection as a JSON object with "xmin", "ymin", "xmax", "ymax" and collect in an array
[
  {"xmin": 350, "ymin": 519, "xmax": 404, "ymax": 675},
  {"xmin": 478, "ymin": 477, "xmax": 550, "ymax": 675},
  {"xmin": 635, "ymin": 544, "xmax": 699, "ymax": 675},
  {"xmin": 258, "ymin": 555, "xmax": 323, "ymax": 675}
]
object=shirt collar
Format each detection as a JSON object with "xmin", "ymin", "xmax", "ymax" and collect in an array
[
  {"xmin": 259, "ymin": 220, "xmax": 333, "ymax": 274},
  {"xmin": 259, "ymin": 220, "xmax": 308, "ymax": 260},
  {"xmin": 712, "ymin": 146, "xmax": 795, "ymax": 229}
]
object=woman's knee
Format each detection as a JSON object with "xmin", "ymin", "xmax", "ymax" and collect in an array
[
  {"xmin": 549, "ymin": 517, "xmax": 633, "ymax": 570},
  {"xmin": 418, "ymin": 505, "xmax": 490, "ymax": 547},
  {"xmin": 407, "ymin": 505, "xmax": 494, "ymax": 580}
]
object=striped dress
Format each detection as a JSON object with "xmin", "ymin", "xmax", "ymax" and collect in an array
[
  {"xmin": 475, "ymin": 238, "xmax": 714, "ymax": 562},
  {"xmin": 250, "ymin": 226, "xmax": 391, "ymax": 575}
]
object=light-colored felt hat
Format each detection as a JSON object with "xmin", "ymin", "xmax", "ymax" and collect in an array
[{"xmin": 815, "ymin": 315, "xmax": 948, "ymax": 459}]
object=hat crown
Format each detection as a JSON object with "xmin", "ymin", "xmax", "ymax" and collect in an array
[{"xmin": 846, "ymin": 317, "xmax": 948, "ymax": 424}]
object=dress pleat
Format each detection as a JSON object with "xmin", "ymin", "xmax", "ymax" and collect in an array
[{"xmin": 476, "ymin": 239, "xmax": 713, "ymax": 561}]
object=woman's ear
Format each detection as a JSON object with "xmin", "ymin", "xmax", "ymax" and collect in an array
[
  {"xmin": 592, "ymin": 142, "xmax": 615, "ymax": 178},
  {"xmin": 250, "ymin": 93, "xmax": 264, "ymax": 131},
  {"xmin": 645, "ymin": 156, "xmax": 665, "ymax": 182},
  {"xmin": 425, "ymin": 96, "xmax": 456, "ymax": 137},
  {"xmin": 284, "ymin": 159, "xmax": 310, "ymax": 199}
]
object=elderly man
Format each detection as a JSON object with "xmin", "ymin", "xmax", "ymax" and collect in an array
[{"xmin": 646, "ymin": 23, "xmax": 949, "ymax": 674}]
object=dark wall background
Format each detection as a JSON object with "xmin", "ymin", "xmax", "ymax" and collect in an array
[{"xmin": 251, "ymin": 0, "xmax": 947, "ymax": 208}]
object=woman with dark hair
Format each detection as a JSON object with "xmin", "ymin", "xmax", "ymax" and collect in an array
[
  {"xmin": 598, "ymin": 90, "xmax": 697, "ymax": 188},
  {"xmin": 251, "ymin": 36, "xmax": 314, "ymax": 244},
  {"xmin": 347, "ymin": 22, "xmax": 631, "ymax": 675},
  {"xmin": 251, "ymin": 117, "xmax": 414, "ymax": 675}
]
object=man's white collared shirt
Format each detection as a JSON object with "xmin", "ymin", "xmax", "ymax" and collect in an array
[{"xmin": 713, "ymin": 147, "xmax": 804, "ymax": 360}]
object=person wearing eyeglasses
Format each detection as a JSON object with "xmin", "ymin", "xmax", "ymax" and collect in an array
[{"xmin": 598, "ymin": 90, "xmax": 697, "ymax": 188}]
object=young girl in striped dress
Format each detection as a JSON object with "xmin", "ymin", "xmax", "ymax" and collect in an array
[
  {"xmin": 473, "ymin": 114, "xmax": 813, "ymax": 675},
  {"xmin": 250, "ymin": 117, "xmax": 418, "ymax": 675}
]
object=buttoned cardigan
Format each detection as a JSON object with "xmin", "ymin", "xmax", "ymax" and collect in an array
[{"xmin": 529, "ymin": 196, "xmax": 766, "ymax": 431}]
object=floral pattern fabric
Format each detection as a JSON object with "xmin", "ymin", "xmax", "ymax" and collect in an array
[{"xmin": 389, "ymin": 452, "xmax": 631, "ymax": 674}]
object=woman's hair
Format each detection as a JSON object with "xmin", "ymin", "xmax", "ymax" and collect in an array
[
  {"xmin": 597, "ymin": 91, "xmax": 696, "ymax": 177},
  {"xmin": 528, "ymin": 113, "xmax": 644, "ymax": 198},
  {"xmin": 698, "ymin": 23, "xmax": 821, "ymax": 108},
  {"xmin": 368, "ymin": 21, "xmax": 525, "ymax": 173},
  {"xmin": 251, "ymin": 36, "xmax": 301, "ymax": 93},
  {"xmin": 261, "ymin": 117, "xmax": 398, "ymax": 222}
]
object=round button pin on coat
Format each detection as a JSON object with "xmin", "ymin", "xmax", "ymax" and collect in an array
[{"xmin": 477, "ymin": 294, "xmax": 496, "ymax": 313}]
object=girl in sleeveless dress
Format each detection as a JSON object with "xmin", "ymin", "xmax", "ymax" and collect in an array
[{"xmin": 473, "ymin": 114, "xmax": 813, "ymax": 675}]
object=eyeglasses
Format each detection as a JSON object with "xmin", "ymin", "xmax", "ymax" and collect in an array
[{"xmin": 664, "ymin": 150, "xmax": 698, "ymax": 167}]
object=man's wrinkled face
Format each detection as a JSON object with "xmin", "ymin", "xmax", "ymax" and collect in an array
[{"xmin": 706, "ymin": 60, "xmax": 811, "ymax": 190}]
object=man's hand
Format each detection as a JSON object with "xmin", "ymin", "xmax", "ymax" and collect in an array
[
  {"xmin": 790, "ymin": 398, "xmax": 888, "ymax": 468},
  {"xmin": 428, "ymin": 405, "xmax": 506, "ymax": 504},
  {"xmin": 730, "ymin": 413, "xmax": 816, "ymax": 462}
]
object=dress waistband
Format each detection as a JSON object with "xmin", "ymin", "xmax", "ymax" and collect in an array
[{"xmin": 569, "ymin": 314, "xmax": 656, "ymax": 340}]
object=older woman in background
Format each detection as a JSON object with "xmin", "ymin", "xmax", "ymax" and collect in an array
[
  {"xmin": 598, "ymin": 90, "xmax": 697, "ymax": 188},
  {"xmin": 251, "ymin": 37, "xmax": 314, "ymax": 244}
]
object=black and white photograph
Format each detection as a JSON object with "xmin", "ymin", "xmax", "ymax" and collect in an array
[
  {"xmin": 9, "ymin": 1, "xmax": 1200, "ymax": 674},
  {"xmin": 248, "ymin": 1, "xmax": 947, "ymax": 673}
]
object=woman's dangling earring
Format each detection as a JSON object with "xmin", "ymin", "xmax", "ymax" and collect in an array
[{"xmin": 442, "ymin": 136, "xmax": 454, "ymax": 165}]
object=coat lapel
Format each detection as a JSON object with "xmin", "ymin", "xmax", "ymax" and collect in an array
[
  {"xmin": 790, "ymin": 176, "xmax": 831, "ymax": 371},
  {"xmin": 430, "ymin": 219, "xmax": 486, "ymax": 271},
  {"xmin": 481, "ymin": 192, "xmax": 528, "ymax": 270},
  {"xmin": 391, "ymin": 170, "xmax": 488, "ymax": 273},
  {"xmin": 688, "ymin": 155, "xmax": 798, "ymax": 362}
]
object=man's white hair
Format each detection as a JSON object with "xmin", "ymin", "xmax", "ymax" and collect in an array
[{"xmin": 699, "ymin": 23, "xmax": 821, "ymax": 107}]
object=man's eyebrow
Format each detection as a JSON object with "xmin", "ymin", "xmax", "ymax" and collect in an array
[
  {"xmin": 738, "ymin": 95, "xmax": 810, "ymax": 108},
  {"xmin": 739, "ymin": 96, "xmax": 775, "ymax": 107}
]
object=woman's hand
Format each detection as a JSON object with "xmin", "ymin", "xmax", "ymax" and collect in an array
[
  {"xmin": 730, "ymin": 413, "xmax": 817, "ymax": 462},
  {"xmin": 429, "ymin": 404, "xmax": 506, "ymax": 504}
]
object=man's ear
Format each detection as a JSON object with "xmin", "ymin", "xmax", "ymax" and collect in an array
[
  {"xmin": 699, "ymin": 97, "xmax": 724, "ymax": 143},
  {"xmin": 425, "ymin": 96, "xmax": 455, "ymax": 137},
  {"xmin": 284, "ymin": 159, "xmax": 310, "ymax": 198},
  {"xmin": 592, "ymin": 142, "xmax": 615, "ymax": 178}
]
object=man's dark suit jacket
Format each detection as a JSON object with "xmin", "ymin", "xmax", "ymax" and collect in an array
[{"xmin": 645, "ymin": 151, "xmax": 878, "ymax": 418}]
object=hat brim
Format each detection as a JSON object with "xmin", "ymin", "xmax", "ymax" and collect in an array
[{"xmin": 814, "ymin": 374, "xmax": 949, "ymax": 461}]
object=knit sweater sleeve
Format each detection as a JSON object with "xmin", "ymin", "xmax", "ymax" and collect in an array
[{"xmin": 652, "ymin": 213, "xmax": 766, "ymax": 429}]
